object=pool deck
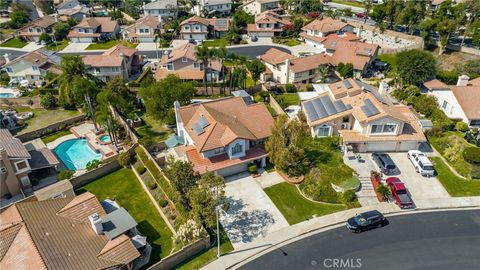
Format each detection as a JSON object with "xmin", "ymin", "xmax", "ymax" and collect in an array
[{"xmin": 47, "ymin": 122, "xmax": 116, "ymax": 158}]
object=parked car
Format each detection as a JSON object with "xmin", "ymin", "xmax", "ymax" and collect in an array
[
  {"xmin": 372, "ymin": 153, "xmax": 400, "ymax": 175},
  {"xmin": 355, "ymin": 13, "xmax": 366, "ymax": 18},
  {"xmin": 407, "ymin": 150, "xmax": 435, "ymax": 177},
  {"xmin": 251, "ymin": 35, "xmax": 258, "ymax": 42},
  {"xmin": 386, "ymin": 177, "xmax": 414, "ymax": 209},
  {"xmin": 346, "ymin": 210, "xmax": 386, "ymax": 233}
]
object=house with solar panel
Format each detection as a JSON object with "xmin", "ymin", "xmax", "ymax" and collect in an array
[
  {"xmin": 180, "ymin": 16, "xmax": 230, "ymax": 42},
  {"xmin": 165, "ymin": 97, "xmax": 274, "ymax": 177},
  {"xmin": 301, "ymin": 78, "xmax": 427, "ymax": 152}
]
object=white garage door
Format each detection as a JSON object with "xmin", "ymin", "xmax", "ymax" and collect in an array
[
  {"xmin": 366, "ymin": 141, "xmax": 397, "ymax": 152},
  {"xmin": 217, "ymin": 163, "xmax": 248, "ymax": 177},
  {"xmin": 397, "ymin": 141, "xmax": 420, "ymax": 152}
]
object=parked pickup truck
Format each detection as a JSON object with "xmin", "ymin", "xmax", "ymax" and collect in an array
[
  {"xmin": 386, "ymin": 177, "xmax": 414, "ymax": 209},
  {"xmin": 407, "ymin": 150, "xmax": 435, "ymax": 177}
]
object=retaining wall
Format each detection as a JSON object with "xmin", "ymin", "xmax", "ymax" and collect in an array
[
  {"xmin": 147, "ymin": 238, "xmax": 210, "ymax": 270},
  {"xmin": 15, "ymin": 114, "xmax": 86, "ymax": 142}
]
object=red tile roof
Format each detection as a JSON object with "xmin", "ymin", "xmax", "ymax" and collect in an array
[
  {"xmin": 423, "ymin": 79, "xmax": 449, "ymax": 90},
  {"xmin": 258, "ymin": 48, "xmax": 296, "ymax": 65},
  {"xmin": 302, "ymin": 18, "xmax": 351, "ymax": 34},
  {"xmin": 451, "ymin": 86, "xmax": 480, "ymax": 119}
]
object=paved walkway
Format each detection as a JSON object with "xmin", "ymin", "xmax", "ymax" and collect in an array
[
  {"xmin": 1, "ymin": 42, "xmax": 44, "ymax": 52},
  {"xmin": 255, "ymin": 171, "xmax": 284, "ymax": 189},
  {"xmin": 61, "ymin": 42, "xmax": 91, "ymax": 53},
  {"xmin": 221, "ymin": 175, "xmax": 289, "ymax": 249}
]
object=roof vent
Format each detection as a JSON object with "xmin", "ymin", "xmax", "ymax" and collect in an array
[{"xmin": 88, "ymin": 213, "xmax": 103, "ymax": 235}]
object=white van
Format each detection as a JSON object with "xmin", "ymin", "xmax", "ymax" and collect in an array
[{"xmin": 407, "ymin": 150, "xmax": 435, "ymax": 177}]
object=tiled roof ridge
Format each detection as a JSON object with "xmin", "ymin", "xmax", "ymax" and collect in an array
[
  {"xmin": 0, "ymin": 222, "xmax": 23, "ymax": 261},
  {"xmin": 56, "ymin": 192, "xmax": 97, "ymax": 220}
]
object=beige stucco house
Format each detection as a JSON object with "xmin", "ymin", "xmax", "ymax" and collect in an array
[{"xmin": 242, "ymin": 0, "xmax": 281, "ymax": 15}]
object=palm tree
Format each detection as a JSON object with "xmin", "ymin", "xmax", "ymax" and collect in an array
[
  {"xmin": 195, "ymin": 45, "xmax": 212, "ymax": 96},
  {"xmin": 317, "ymin": 65, "xmax": 330, "ymax": 83},
  {"xmin": 226, "ymin": 52, "xmax": 238, "ymax": 94},
  {"xmin": 214, "ymin": 46, "xmax": 228, "ymax": 95},
  {"xmin": 376, "ymin": 184, "xmax": 391, "ymax": 201},
  {"xmin": 364, "ymin": 0, "xmax": 373, "ymax": 23},
  {"xmin": 238, "ymin": 56, "xmax": 248, "ymax": 89}
]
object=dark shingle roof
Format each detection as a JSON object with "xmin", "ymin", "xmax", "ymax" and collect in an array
[{"xmin": 0, "ymin": 129, "xmax": 31, "ymax": 159}]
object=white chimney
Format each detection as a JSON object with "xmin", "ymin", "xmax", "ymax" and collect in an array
[
  {"xmin": 88, "ymin": 213, "xmax": 103, "ymax": 235},
  {"xmin": 456, "ymin": 74, "xmax": 470, "ymax": 87},
  {"xmin": 174, "ymin": 100, "xmax": 181, "ymax": 136},
  {"xmin": 3, "ymin": 53, "xmax": 10, "ymax": 64},
  {"xmin": 356, "ymin": 28, "xmax": 361, "ymax": 38},
  {"xmin": 285, "ymin": 58, "xmax": 291, "ymax": 84},
  {"xmin": 379, "ymin": 81, "xmax": 388, "ymax": 95}
]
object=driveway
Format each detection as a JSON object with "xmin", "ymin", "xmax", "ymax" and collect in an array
[
  {"xmin": 387, "ymin": 153, "xmax": 450, "ymax": 201},
  {"xmin": 220, "ymin": 174, "xmax": 289, "ymax": 249}
]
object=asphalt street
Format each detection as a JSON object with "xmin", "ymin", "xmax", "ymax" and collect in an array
[{"xmin": 241, "ymin": 210, "xmax": 480, "ymax": 270}]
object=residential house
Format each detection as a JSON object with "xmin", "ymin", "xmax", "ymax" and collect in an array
[
  {"xmin": 247, "ymin": 10, "xmax": 290, "ymax": 38},
  {"xmin": 325, "ymin": 41, "xmax": 379, "ymax": 76},
  {"xmin": 143, "ymin": 0, "xmax": 178, "ymax": 18},
  {"xmin": 0, "ymin": 129, "xmax": 59, "ymax": 198},
  {"xmin": 170, "ymin": 97, "xmax": 274, "ymax": 176},
  {"xmin": 68, "ymin": 17, "xmax": 120, "ymax": 43},
  {"xmin": 301, "ymin": 78, "xmax": 427, "ymax": 152},
  {"xmin": 154, "ymin": 43, "xmax": 224, "ymax": 82},
  {"xmin": 122, "ymin": 16, "xmax": 160, "ymax": 42},
  {"xmin": 56, "ymin": 0, "xmax": 91, "ymax": 22},
  {"xmin": 242, "ymin": 0, "xmax": 281, "ymax": 15},
  {"xmin": 17, "ymin": 15, "xmax": 56, "ymax": 42},
  {"xmin": 193, "ymin": 0, "xmax": 232, "ymax": 16},
  {"xmin": 0, "ymin": 192, "xmax": 148, "ymax": 270},
  {"xmin": 83, "ymin": 45, "xmax": 142, "ymax": 82},
  {"xmin": 180, "ymin": 16, "xmax": 229, "ymax": 42},
  {"xmin": 300, "ymin": 17, "xmax": 355, "ymax": 48},
  {"xmin": 3, "ymin": 49, "xmax": 61, "ymax": 86},
  {"xmin": 259, "ymin": 48, "xmax": 331, "ymax": 84},
  {"xmin": 424, "ymin": 75, "xmax": 480, "ymax": 127}
]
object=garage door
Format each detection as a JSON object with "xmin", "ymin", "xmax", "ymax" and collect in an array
[
  {"xmin": 397, "ymin": 141, "xmax": 420, "ymax": 152},
  {"xmin": 366, "ymin": 142, "xmax": 397, "ymax": 152},
  {"xmin": 217, "ymin": 163, "xmax": 248, "ymax": 177}
]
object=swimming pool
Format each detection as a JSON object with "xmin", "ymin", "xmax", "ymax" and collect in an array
[
  {"xmin": 54, "ymin": 139, "xmax": 103, "ymax": 170},
  {"xmin": 99, "ymin": 135, "xmax": 111, "ymax": 143},
  {"xmin": 0, "ymin": 93, "xmax": 15, "ymax": 98}
]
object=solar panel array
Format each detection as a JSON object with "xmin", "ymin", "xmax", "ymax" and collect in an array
[
  {"xmin": 198, "ymin": 115, "xmax": 209, "ymax": 128},
  {"xmin": 343, "ymin": 80, "xmax": 352, "ymax": 89},
  {"xmin": 303, "ymin": 95, "xmax": 352, "ymax": 122},
  {"xmin": 215, "ymin": 19, "xmax": 228, "ymax": 28},
  {"xmin": 192, "ymin": 123, "xmax": 204, "ymax": 135},
  {"xmin": 360, "ymin": 98, "xmax": 380, "ymax": 117}
]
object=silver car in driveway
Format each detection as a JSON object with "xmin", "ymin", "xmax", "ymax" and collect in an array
[{"xmin": 371, "ymin": 153, "xmax": 400, "ymax": 175}]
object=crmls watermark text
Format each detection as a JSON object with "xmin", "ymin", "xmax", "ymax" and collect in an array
[{"xmin": 312, "ymin": 258, "xmax": 362, "ymax": 269}]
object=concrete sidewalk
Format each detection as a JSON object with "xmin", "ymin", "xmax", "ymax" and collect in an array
[
  {"xmin": 202, "ymin": 198, "xmax": 480, "ymax": 270},
  {"xmin": 1, "ymin": 42, "xmax": 44, "ymax": 52}
]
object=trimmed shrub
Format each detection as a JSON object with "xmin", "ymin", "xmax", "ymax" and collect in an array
[
  {"xmin": 117, "ymin": 152, "xmax": 131, "ymax": 167},
  {"xmin": 136, "ymin": 165, "xmax": 146, "ymax": 174},
  {"xmin": 57, "ymin": 170, "xmax": 74, "ymax": 181},
  {"xmin": 285, "ymin": 84, "xmax": 297, "ymax": 93},
  {"xmin": 158, "ymin": 199, "xmax": 168, "ymax": 207},
  {"xmin": 463, "ymin": 147, "xmax": 480, "ymax": 164},
  {"xmin": 147, "ymin": 180, "xmax": 157, "ymax": 190},
  {"xmin": 455, "ymin": 121, "xmax": 469, "ymax": 132},
  {"xmin": 248, "ymin": 164, "xmax": 257, "ymax": 173},
  {"xmin": 340, "ymin": 190, "xmax": 357, "ymax": 203}
]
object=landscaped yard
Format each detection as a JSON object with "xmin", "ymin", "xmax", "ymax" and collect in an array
[
  {"xmin": 86, "ymin": 40, "xmax": 138, "ymax": 50},
  {"xmin": 0, "ymin": 37, "xmax": 27, "ymax": 48},
  {"xmin": 45, "ymin": 40, "xmax": 69, "ymax": 51},
  {"xmin": 202, "ymin": 37, "xmax": 229, "ymax": 47},
  {"xmin": 274, "ymin": 93, "xmax": 300, "ymax": 109},
  {"xmin": 136, "ymin": 114, "xmax": 172, "ymax": 146},
  {"xmin": 41, "ymin": 129, "xmax": 72, "ymax": 144},
  {"xmin": 428, "ymin": 131, "xmax": 479, "ymax": 179},
  {"xmin": 76, "ymin": 168, "xmax": 174, "ymax": 265},
  {"xmin": 175, "ymin": 229, "xmax": 233, "ymax": 270},
  {"xmin": 265, "ymin": 182, "xmax": 347, "ymax": 225},
  {"xmin": 431, "ymin": 157, "xmax": 480, "ymax": 197},
  {"xmin": 272, "ymin": 37, "xmax": 301, "ymax": 47},
  {"xmin": 331, "ymin": 0, "xmax": 365, "ymax": 8},
  {"xmin": 15, "ymin": 108, "xmax": 82, "ymax": 135}
]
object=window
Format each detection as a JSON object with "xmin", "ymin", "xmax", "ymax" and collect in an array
[
  {"xmin": 371, "ymin": 125, "xmax": 382, "ymax": 133},
  {"xmin": 167, "ymin": 64, "xmax": 174, "ymax": 71},
  {"xmin": 214, "ymin": 147, "xmax": 225, "ymax": 154},
  {"xmin": 195, "ymin": 26, "xmax": 200, "ymax": 30},
  {"xmin": 184, "ymin": 26, "xmax": 190, "ymax": 30},
  {"xmin": 78, "ymin": 28, "xmax": 84, "ymax": 33},
  {"xmin": 32, "ymin": 66, "xmax": 39, "ymax": 71},
  {"xmin": 470, "ymin": 120, "xmax": 480, "ymax": 126},
  {"xmin": 112, "ymin": 67, "xmax": 119, "ymax": 72},
  {"xmin": 316, "ymin": 125, "xmax": 331, "ymax": 137},
  {"xmin": 194, "ymin": 62, "xmax": 200, "ymax": 68},
  {"xmin": 182, "ymin": 57, "xmax": 187, "ymax": 62},
  {"xmin": 442, "ymin": 100, "xmax": 448, "ymax": 110},
  {"xmin": 15, "ymin": 160, "xmax": 29, "ymax": 172},
  {"xmin": 6, "ymin": 67, "xmax": 12, "ymax": 73},
  {"xmin": 231, "ymin": 143, "xmax": 243, "ymax": 155},
  {"xmin": 383, "ymin": 124, "xmax": 396, "ymax": 133},
  {"xmin": 139, "ymin": 28, "xmax": 145, "ymax": 33}
]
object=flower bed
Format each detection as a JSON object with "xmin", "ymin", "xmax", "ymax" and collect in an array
[
  {"xmin": 370, "ymin": 172, "xmax": 386, "ymax": 202},
  {"xmin": 277, "ymin": 169, "xmax": 305, "ymax": 184}
]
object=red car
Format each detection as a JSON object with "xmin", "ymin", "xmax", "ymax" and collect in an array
[{"xmin": 386, "ymin": 177, "xmax": 414, "ymax": 209}]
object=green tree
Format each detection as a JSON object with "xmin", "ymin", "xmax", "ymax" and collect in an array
[
  {"xmin": 396, "ymin": 49, "xmax": 437, "ymax": 86},
  {"xmin": 40, "ymin": 92, "xmax": 57, "ymax": 109},
  {"xmin": 376, "ymin": 184, "xmax": 391, "ymax": 201},
  {"xmin": 187, "ymin": 172, "xmax": 225, "ymax": 231},
  {"xmin": 195, "ymin": 45, "xmax": 212, "ymax": 95},
  {"xmin": 140, "ymin": 74, "xmax": 195, "ymax": 124},
  {"xmin": 58, "ymin": 55, "xmax": 89, "ymax": 108},
  {"xmin": 0, "ymin": 72, "xmax": 10, "ymax": 86},
  {"xmin": 214, "ymin": 46, "xmax": 228, "ymax": 94},
  {"xmin": 39, "ymin": 33, "xmax": 52, "ymax": 44},
  {"xmin": 9, "ymin": 10, "xmax": 29, "ymax": 28},
  {"xmin": 117, "ymin": 152, "xmax": 132, "ymax": 167},
  {"xmin": 54, "ymin": 23, "xmax": 71, "ymax": 40},
  {"xmin": 265, "ymin": 115, "xmax": 308, "ymax": 177},
  {"xmin": 165, "ymin": 158, "xmax": 198, "ymax": 204},
  {"xmin": 246, "ymin": 60, "xmax": 265, "ymax": 85}
]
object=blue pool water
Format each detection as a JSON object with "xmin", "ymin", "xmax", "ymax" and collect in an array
[
  {"xmin": 99, "ymin": 135, "xmax": 111, "ymax": 143},
  {"xmin": 0, "ymin": 93, "xmax": 15, "ymax": 98},
  {"xmin": 54, "ymin": 139, "xmax": 103, "ymax": 170}
]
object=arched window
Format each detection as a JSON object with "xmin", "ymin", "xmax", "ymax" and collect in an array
[
  {"xmin": 316, "ymin": 124, "xmax": 331, "ymax": 137},
  {"xmin": 232, "ymin": 143, "xmax": 243, "ymax": 155}
]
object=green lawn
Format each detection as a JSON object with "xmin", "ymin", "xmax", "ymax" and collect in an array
[
  {"xmin": 332, "ymin": 0, "xmax": 365, "ymax": 8},
  {"xmin": 175, "ymin": 229, "xmax": 233, "ymax": 270},
  {"xmin": 428, "ymin": 131, "xmax": 477, "ymax": 179},
  {"xmin": 274, "ymin": 93, "xmax": 300, "ymax": 109},
  {"xmin": 431, "ymin": 157, "xmax": 480, "ymax": 196},
  {"xmin": 41, "ymin": 129, "xmax": 72, "ymax": 144},
  {"xmin": 136, "ymin": 114, "xmax": 172, "ymax": 147},
  {"xmin": 0, "ymin": 37, "xmax": 27, "ymax": 48},
  {"xmin": 86, "ymin": 40, "xmax": 138, "ymax": 50},
  {"xmin": 265, "ymin": 183, "xmax": 347, "ymax": 225},
  {"xmin": 15, "ymin": 108, "xmax": 82, "ymax": 135},
  {"xmin": 76, "ymin": 168, "xmax": 174, "ymax": 265},
  {"xmin": 203, "ymin": 38, "xmax": 229, "ymax": 47},
  {"xmin": 45, "ymin": 40, "xmax": 69, "ymax": 51},
  {"xmin": 272, "ymin": 37, "xmax": 301, "ymax": 47}
]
